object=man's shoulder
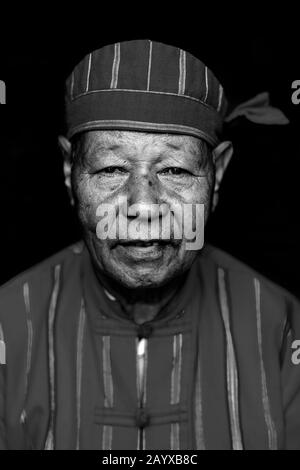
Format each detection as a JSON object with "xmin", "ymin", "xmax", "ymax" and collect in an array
[
  {"xmin": 202, "ymin": 243, "xmax": 299, "ymax": 307},
  {"xmin": 0, "ymin": 241, "xmax": 85, "ymax": 314}
]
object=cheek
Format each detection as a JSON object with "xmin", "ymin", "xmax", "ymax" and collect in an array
[
  {"xmin": 180, "ymin": 179, "xmax": 213, "ymax": 239},
  {"xmin": 73, "ymin": 175, "xmax": 104, "ymax": 231},
  {"xmin": 161, "ymin": 175, "xmax": 213, "ymax": 203},
  {"xmin": 161, "ymin": 178, "xmax": 213, "ymax": 223},
  {"xmin": 188, "ymin": 177, "xmax": 213, "ymax": 203},
  {"xmin": 189, "ymin": 177, "xmax": 214, "ymax": 223}
]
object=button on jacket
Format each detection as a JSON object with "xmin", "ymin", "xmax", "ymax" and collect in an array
[{"xmin": 0, "ymin": 242, "xmax": 300, "ymax": 450}]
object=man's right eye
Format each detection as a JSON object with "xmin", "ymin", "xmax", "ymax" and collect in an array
[{"xmin": 98, "ymin": 167, "xmax": 127, "ymax": 175}]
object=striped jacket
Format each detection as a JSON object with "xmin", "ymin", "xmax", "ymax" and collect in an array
[{"xmin": 0, "ymin": 242, "xmax": 300, "ymax": 450}]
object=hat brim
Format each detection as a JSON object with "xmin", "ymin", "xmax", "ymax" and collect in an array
[{"xmin": 66, "ymin": 89, "xmax": 222, "ymax": 147}]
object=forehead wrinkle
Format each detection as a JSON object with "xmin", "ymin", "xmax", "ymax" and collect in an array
[
  {"xmin": 80, "ymin": 130, "xmax": 208, "ymax": 166},
  {"xmin": 85, "ymin": 137, "xmax": 121, "ymax": 155},
  {"xmin": 84, "ymin": 130, "xmax": 193, "ymax": 148},
  {"xmin": 83, "ymin": 130, "xmax": 122, "ymax": 151}
]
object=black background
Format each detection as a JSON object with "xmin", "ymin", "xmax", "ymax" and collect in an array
[{"xmin": 0, "ymin": 13, "xmax": 299, "ymax": 297}]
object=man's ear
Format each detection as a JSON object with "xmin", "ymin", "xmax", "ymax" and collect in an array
[
  {"xmin": 212, "ymin": 141, "xmax": 234, "ymax": 211},
  {"xmin": 58, "ymin": 135, "xmax": 74, "ymax": 205}
]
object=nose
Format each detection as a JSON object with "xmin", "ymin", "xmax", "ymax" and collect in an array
[
  {"xmin": 122, "ymin": 173, "xmax": 163, "ymax": 221},
  {"xmin": 129, "ymin": 173, "xmax": 158, "ymax": 204}
]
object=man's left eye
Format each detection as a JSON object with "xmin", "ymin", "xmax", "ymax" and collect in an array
[{"xmin": 159, "ymin": 167, "xmax": 191, "ymax": 176}]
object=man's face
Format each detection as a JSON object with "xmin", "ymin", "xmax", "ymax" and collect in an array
[{"xmin": 71, "ymin": 130, "xmax": 215, "ymax": 289}]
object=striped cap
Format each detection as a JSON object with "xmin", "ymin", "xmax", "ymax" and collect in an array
[{"xmin": 65, "ymin": 40, "xmax": 227, "ymax": 147}]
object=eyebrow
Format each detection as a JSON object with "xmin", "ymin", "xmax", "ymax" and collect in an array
[{"xmin": 165, "ymin": 142, "xmax": 184, "ymax": 151}]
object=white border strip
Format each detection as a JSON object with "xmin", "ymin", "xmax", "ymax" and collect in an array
[
  {"xmin": 218, "ymin": 267, "xmax": 243, "ymax": 450},
  {"xmin": 170, "ymin": 423, "xmax": 180, "ymax": 450},
  {"xmin": 170, "ymin": 334, "xmax": 183, "ymax": 405},
  {"xmin": 194, "ymin": 348, "xmax": 205, "ymax": 449},
  {"xmin": 103, "ymin": 336, "xmax": 114, "ymax": 408},
  {"xmin": 102, "ymin": 335, "xmax": 114, "ymax": 450},
  {"xmin": 76, "ymin": 299, "xmax": 86, "ymax": 450},
  {"xmin": 254, "ymin": 278, "xmax": 277, "ymax": 450},
  {"xmin": 102, "ymin": 425, "xmax": 113, "ymax": 450},
  {"xmin": 44, "ymin": 264, "xmax": 61, "ymax": 450},
  {"xmin": 21, "ymin": 282, "xmax": 33, "ymax": 424}
]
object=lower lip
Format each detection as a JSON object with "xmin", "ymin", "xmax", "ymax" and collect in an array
[{"xmin": 115, "ymin": 243, "xmax": 170, "ymax": 260}]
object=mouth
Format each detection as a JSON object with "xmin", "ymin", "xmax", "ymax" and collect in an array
[
  {"xmin": 112, "ymin": 239, "xmax": 175, "ymax": 261},
  {"xmin": 116, "ymin": 239, "xmax": 170, "ymax": 248}
]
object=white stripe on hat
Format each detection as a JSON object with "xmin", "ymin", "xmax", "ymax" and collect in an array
[
  {"xmin": 0, "ymin": 323, "xmax": 5, "ymax": 365},
  {"xmin": 110, "ymin": 43, "xmax": 121, "ymax": 89},
  {"xmin": 204, "ymin": 66, "xmax": 208, "ymax": 103},
  {"xmin": 178, "ymin": 49, "xmax": 186, "ymax": 95},
  {"xmin": 146, "ymin": 40, "xmax": 153, "ymax": 92},
  {"xmin": 85, "ymin": 53, "xmax": 92, "ymax": 93},
  {"xmin": 70, "ymin": 72, "xmax": 75, "ymax": 100}
]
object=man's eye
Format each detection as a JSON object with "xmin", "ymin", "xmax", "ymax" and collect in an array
[
  {"xmin": 98, "ymin": 167, "xmax": 127, "ymax": 175},
  {"xmin": 159, "ymin": 167, "xmax": 191, "ymax": 176}
]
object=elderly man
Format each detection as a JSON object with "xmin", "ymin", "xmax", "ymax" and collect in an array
[{"xmin": 0, "ymin": 40, "xmax": 300, "ymax": 450}]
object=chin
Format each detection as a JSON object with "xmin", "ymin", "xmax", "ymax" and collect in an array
[
  {"xmin": 107, "ymin": 254, "xmax": 197, "ymax": 291},
  {"xmin": 108, "ymin": 262, "xmax": 176, "ymax": 290}
]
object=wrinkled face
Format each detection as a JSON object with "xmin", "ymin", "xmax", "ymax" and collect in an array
[{"xmin": 71, "ymin": 130, "xmax": 215, "ymax": 289}]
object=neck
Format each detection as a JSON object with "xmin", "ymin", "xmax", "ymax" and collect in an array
[{"xmin": 94, "ymin": 270, "xmax": 186, "ymax": 324}]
